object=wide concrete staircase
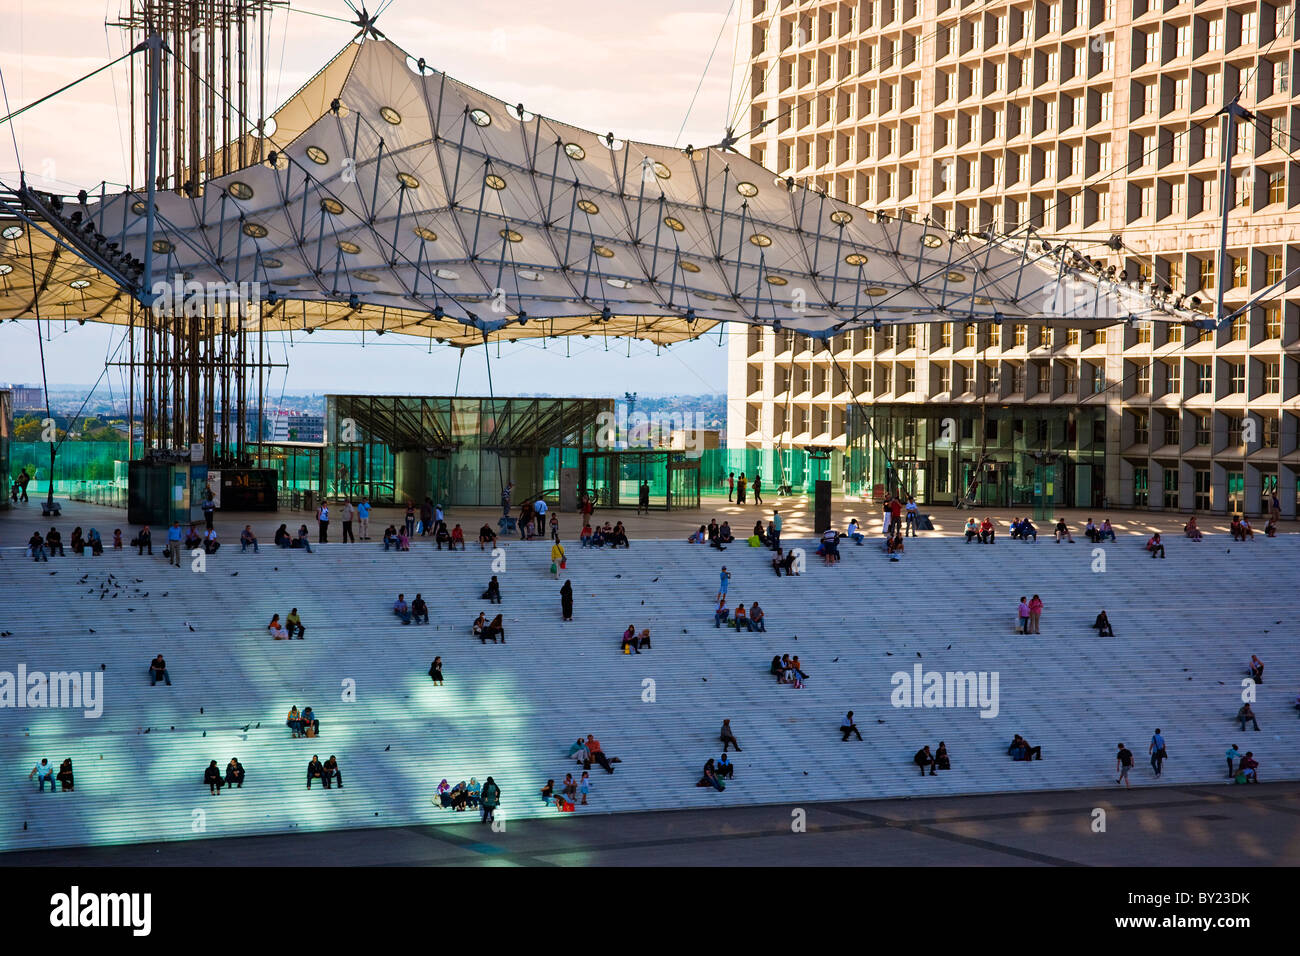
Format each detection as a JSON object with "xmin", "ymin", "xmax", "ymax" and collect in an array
[{"xmin": 1, "ymin": 528, "xmax": 1295, "ymax": 851}]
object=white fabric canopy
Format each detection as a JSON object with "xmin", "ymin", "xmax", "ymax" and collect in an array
[{"xmin": 6, "ymin": 36, "xmax": 1195, "ymax": 344}]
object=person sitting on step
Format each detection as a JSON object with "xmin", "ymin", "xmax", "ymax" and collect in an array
[
  {"xmin": 480, "ymin": 614, "xmax": 505, "ymax": 644},
  {"xmin": 293, "ymin": 525, "xmax": 313, "ymax": 551},
  {"xmin": 287, "ymin": 705, "xmax": 304, "ymax": 737},
  {"xmin": 697, "ymin": 758, "xmax": 725, "ymax": 791},
  {"xmin": 620, "ymin": 624, "xmax": 640, "ymax": 654},
  {"xmin": 300, "ymin": 707, "xmax": 320, "ymax": 737},
  {"xmin": 978, "ymin": 517, "xmax": 995, "ymax": 544},
  {"xmin": 46, "ymin": 527, "xmax": 64, "ymax": 556},
  {"xmin": 321, "ymin": 755, "xmax": 342, "ymax": 789},
  {"xmin": 886, "ymin": 531, "xmax": 904, "ymax": 560},
  {"xmin": 225, "ymin": 758, "xmax": 245, "ymax": 789},
  {"xmin": 714, "ymin": 597, "xmax": 730, "ymax": 628},
  {"xmin": 204, "ymin": 760, "xmax": 224, "ymax": 795},
  {"xmin": 963, "ymin": 518, "xmax": 978, "ymax": 542},
  {"xmin": 56, "ymin": 757, "xmax": 75, "ymax": 791},
  {"xmin": 1054, "ymin": 518, "xmax": 1074, "ymax": 543},
  {"xmin": 393, "ymin": 594, "xmax": 412, "ymax": 624},
  {"xmin": 481, "ymin": 575, "xmax": 502, "ymax": 604},
  {"xmin": 240, "ymin": 525, "xmax": 259, "ymax": 552},
  {"xmin": 286, "ymin": 608, "xmax": 305, "ymax": 639},
  {"xmin": 1098, "ymin": 519, "xmax": 1115, "ymax": 542},
  {"xmin": 610, "ymin": 521, "xmax": 629, "ymax": 548},
  {"xmin": 934, "ymin": 742, "xmax": 951, "ymax": 771},
  {"xmin": 449, "ymin": 524, "xmax": 465, "ymax": 550},
  {"xmin": 733, "ymin": 602, "xmax": 751, "ymax": 631},
  {"xmin": 306, "ymin": 755, "xmax": 324, "ymax": 789},
  {"xmin": 748, "ymin": 602, "xmax": 766, "ymax": 632},
  {"xmin": 718, "ymin": 521, "xmax": 734, "ymax": 544},
  {"xmin": 184, "ymin": 524, "xmax": 202, "ymax": 549},
  {"xmin": 770, "ymin": 655, "xmax": 787, "ymax": 682},
  {"xmin": 1092, "ymin": 609, "xmax": 1115, "ymax": 637},
  {"xmin": 478, "ymin": 524, "xmax": 497, "ymax": 550},
  {"xmin": 274, "ymin": 524, "xmax": 292, "ymax": 548},
  {"xmin": 472, "ymin": 612, "xmax": 487, "ymax": 639},
  {"xmin": 915, "ymin": 745, "xmax": 938, "ymax": 776},
  {"xmin": 1145, "ymin": 532, "xmax": 1165, "ymax": 558},
  {"xmin": 411, "ymin": 594, "xmax": 429, "ymax": 625},
  {"xmin": 1184, "ymin": 516, "xmax": 1203, "ymax": 540},
  {"xmin": 268, "ymin": 614, "xmax": 289, "ymax": 640}
]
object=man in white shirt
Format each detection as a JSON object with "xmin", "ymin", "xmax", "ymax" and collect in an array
[
  {"xmin": 534, "ymin": 497, "xmax": 547, "ymax": 529},
  {"xmin": 904, "ymin": 496, "xmax": 919, "ymax": 537},
  {"xmin": 316, "ymin": 501, "xmax": 330, "ymax": 543}
]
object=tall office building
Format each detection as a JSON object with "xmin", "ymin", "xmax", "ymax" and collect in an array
[{"xmin": 729, "ymin": 0, "xmax": 1299, "ymax": 516}]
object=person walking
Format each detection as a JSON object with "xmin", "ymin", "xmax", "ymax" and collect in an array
[
  {"xmin": 1149, "ymin": 728, "xmax": 1167, "ymax": 777},
  {"xmin": 550, "ymin": 539, "xmax": 566, "ymax": 579},
  {"xmin": 727, "ymin": 472, "xmax": 735, "ymax": 502},
  {"xmin": 720, "ymin": 719, "xmax": 742, "ymax": 753},
  {"xmin": 502, "ymin": 481, "xmax": 514, "ymax": 518},
  {"xmin": 479, "ymin": 776, "xmax": 501, "ymax": 825},
  {"xmin": 560, "ymin": 579, "xmax": 574, "ymax": 621},
  {"xmin": 1016, "ymin": 596, "xmax": 1030, "ymax": 634},
  {"xmin": 736, "ymin": 472, "xmax": 747, "ymax": 505},
  {"xmin": 905, "ymin": 495, "xmax": 918, "ymax": 537},
  {"xmin": 341, "ymin": 500, "xmax": 355, "ymax": 543},
  {"xmin": 201, "ymin": 492, "xmax": 216, "ymax": 531},
  {"xmin": 357, "ymin": 498, "xmax": 370, "ymax": 540},
  {"xmin": 752, "ymin": 473, "xmax": 763, "ymax": 505},
  {"xmin": 771, "ymin": 509, "xmax": 782, "ymax": 550},
  {"xmin": 1115, "ymin": 742, "xmax": 1133, "ymax": 788},
  {"xmin": 316, "ymin": 501, "xmax": 330, "ymax": 543}
]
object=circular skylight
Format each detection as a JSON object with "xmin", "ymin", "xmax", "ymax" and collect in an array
[
  {"xmin": 379, "ymin": 106, "xmax": 402, "ymax": 125},
  {"xmin": 499, "ymin": 228, "xmax": 523, "ymax": 242},
  {"xmin": 69, "ymin": 279, "xmax": 91, "ymax": 289},
  {"xmin": 228, "ymin": 182, "xmax": 254, "ymax": 200},
  {"xmin": 320, "ymin": 198, "xmax": 345, "ymax": 215},
  {"xmin": 338, "ymin": 240, "xmax": 361, "ymax": 254},
  {"xmin": 593, "ymin": 245, "xmax": 615, "ymax": 258},
  {"xmin": 354, "ymin": 271, "xmax": 380, "ymax": 282},
  {"xmin": 766, "ymin": 275, "xmax": 788, "ymax": 286},
  {"xmin": 414, "ymin": 226, "xmax": 438, "ymax": 241},
  {"xmin": 131, "ymin": 200, "xmax": 147, "ymax": 215},
  {"xmin": 306, "ymin": 146, "xmax": 329, "ymax": 165},
  {"xmin": 518, "ymin": 269, "xmax": 544, "ymax": 281},
  {"xmin": 485, "ymin": 174, "xmax": 506, "ymax": 190},
  {"xmin": 469, "ymin": 109, "xmax": 492, "ymax": 127},
  {"xmin": 2, "ymin": 225, "xmax": 24, "ymax": 240},
  {"xmin": 577, "ymin": 199, "xmax": 599, "ymax": 215},
  {"xmin": 946, "ymin": 271, "xmax": 968, "ymax": 282},
  {"xmin": 0, "ymin": 264, "xmax": 12, "ymax": 275},
  {"xmin": 749, "ymin": 233, "xmax": 772, "ymax": 247},
  {"xmin": 830, "ymin": 210, "xmax": 853, "ymax": 225},
  {"xmin": 152, "ymin": 239, "xmax": 173, "ymax": 253},
  {"xmin": 845, "ymin": 253, "xmax": 868, "ymax": 266},
  {"xmin": 921, "ymin": 233, "xmax": 945, "ymax": 248},
  {"xmin": 679, "ymin": 260, "xmax": 701, "ymax": 273},
  {"xmin": 261, "ymin": 257, "xmax": 283, "ymax": 269},
  {"xmin": 434, "ymin": 268, "xmax": 459, "ymax": 279},
  {"xmin": 397, "ymin": 172, "xmax": 420, "ymax": 189},
  {"xmin": 607, "ymin": 278, "xmax": 635, "ymax": 289},
  {"xmin": 866, "ymin": 285, "xmax": 888, "ymax": 296},
  {"xmin": 736, "ymin": 181, "xmax": 759, "ymax": 197},
  {"xmin": 652, "ymin": 161, "xmax": 671, "ymax": 179},
  {"xmin": 663, "ymin": 216, "xmax": 685, "ymax": 232},
  {"xmin": 242, "ymin": 223, "xmax": 268, "ymax": 238},
  {"xmin": 565, "ymin": 143, "xmax": 586, "ymax": 160}
]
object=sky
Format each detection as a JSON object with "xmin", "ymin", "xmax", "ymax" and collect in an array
[{"xmin": 0, "ymin": 0, "xmax": 744, "ymax": 396}]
